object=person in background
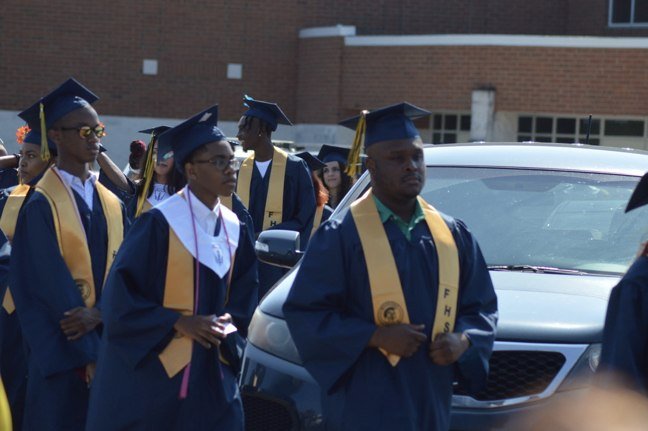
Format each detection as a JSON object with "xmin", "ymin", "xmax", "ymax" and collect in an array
[
  {"xmin": 283, "ymin": 102, "xmax": 498, "ymax": 430},
  {"xmin": 296, "ymin": 151, "xmax": 333, "ymax": 243},
  {"xmin": 0, "ymin": 125, "xmax": 57, "ymax": 430},
  {"xmin": 235, "ymin": 95, "xmax": 314, "ymax": 297},
  {"xmin": 317, "ymin": 144, "xmax": 354, "ymax": 209},
  {"xmin": 128, "ymin": 126, "xmax": 185, "ymax": 219},
  {"xmin": 86, "ymin": 105, "xmax": 258, "ymax": 430},
  {"xmin": 10, "ymin": 77, "xmax": 128, "ymax": 431}
]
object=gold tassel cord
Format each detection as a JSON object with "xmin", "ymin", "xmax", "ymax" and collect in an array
[
  {"xmin": 135, "ymin": 133, "xmax": 157, "ymax": 217},
  {"xmin": 345, "ymin": 110, "xmax": 368, "ymax": 178},
  {"xmin": 39, "ymin": 103, "xmax": 50, "ymax": 161}
]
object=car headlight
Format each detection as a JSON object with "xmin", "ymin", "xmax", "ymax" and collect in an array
[
  {"xmin": 247, "ymin": 308, "xmax": 302, "ymax": 364},
  {"xmin": 557, "ymin": 343, "xmax": 601, "ymax": 391}
]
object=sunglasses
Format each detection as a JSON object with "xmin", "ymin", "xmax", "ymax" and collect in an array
[
  {"xmin": 58, "ymin": 125, "xmax": 107, "ymax": 139},
  {"xmin": 192, "ymin": 156, "xmax": 241, "ymax": 171}
]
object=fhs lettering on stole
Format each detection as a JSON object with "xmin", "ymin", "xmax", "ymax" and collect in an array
[
  {"xmin": 443, "ymin": 287, "xmax": 452, "ymax": 333},
  {"xmin": 268, "ymin": 211, "xmax": 279, "ymax": 227}
]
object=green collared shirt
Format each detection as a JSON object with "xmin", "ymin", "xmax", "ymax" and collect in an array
[{"xmin": 373, "ymin": 196, "xmax": 425, "ymax": 241}]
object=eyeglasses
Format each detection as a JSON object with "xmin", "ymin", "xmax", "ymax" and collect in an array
[
  {"xmin": 192, "ymin": 156, "xmax": 241, "ymax": 171},
  {"xmin": 57, "ymin": 125, "xmax": 106, "ymax": 139}
]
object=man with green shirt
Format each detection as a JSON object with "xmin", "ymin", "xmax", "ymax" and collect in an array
[{"xmin": 283, "ymin": 102, "xmax": 498, "ymax": 431}]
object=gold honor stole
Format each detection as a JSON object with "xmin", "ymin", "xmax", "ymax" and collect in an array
[
  {"xmin": 310, "ymin": 205, "xmax": 324, "ymax": 237},
  {"xmin": 158, "ymin": 228, "xmax": 194, "ymax": 378},
  {"xmin": 236, "ymin": 146, "xmax": 287, "ymax": 231},
  {"xmin": 0, "ymin": 184, "xmax": 31, "ymax": 314},
  {"xmin": 36, "ymin": 167, "xmax": 123, "ymax": 309},
  {"xmin": 157, "ymin": 192, "xmax": 239, "ymax": 377},
  {"xmin": 350, "ymin": 189, "xmax": 460, "ymax": 366}
]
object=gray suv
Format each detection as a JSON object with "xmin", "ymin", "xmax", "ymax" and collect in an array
[{"xmin": 240, "ymin": 143, "xmax": 648, "ymax": 430}]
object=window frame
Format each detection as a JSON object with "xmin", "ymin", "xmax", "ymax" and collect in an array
[{"xmin": 608, "ymin": 0, "xmax": 648, "ymax": 28}]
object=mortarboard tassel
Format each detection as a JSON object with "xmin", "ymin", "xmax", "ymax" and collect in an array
[
  {"xmin": 39, "ymin": 103, "xmax": 50, "ymax": 161},
  {"xmin": 345, "ymin": 110, "xmax": 368, "ymax": 178},
  {"xmin": 135, "ymin": 133, "xmax": 157, "ymax": 217}
]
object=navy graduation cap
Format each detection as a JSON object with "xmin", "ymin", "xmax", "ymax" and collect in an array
[
  {"xmin": 139, "ymin": 126, "xmax": 171, "ymax": 136},
  {"xmin": 339, "ymin": 102, "xmax": 431, "ymax": 148},
  {"xmin": 626, "ymin": 172, "xmax": 648, "ymax": 212},
  {"xmin": 18, "ymin": 77, "xmax": 98, "ymax": 131},
  {"xmin": 339, "ymin": 102, "xmax": 431, "ymax": 176},
  {"xmin": 157, "ymin": 105, "xmax": 224, "ymax": 170},
  {"xmin": 242, "ymin": 95, "xmax": 292, "ymax": 131},
  {"xmin": 317, "ymin": 144, "xmax": 350, "ymax": 165},
  {"xmin": 140, "ymin": 126, "xmax": 171, "ymax": 160},
  {"xmin": 296, "ymin": 152, "xmax": 326, "ymax": 172}
]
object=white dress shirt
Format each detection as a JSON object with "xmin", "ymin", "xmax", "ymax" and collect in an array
[
  {"xmin": 186, "ymin": 188, "xmax": 220, "ymax": 236},
  {"xmin": 58, "ymin": 169, "xmax": 98, "ymax": 210}
]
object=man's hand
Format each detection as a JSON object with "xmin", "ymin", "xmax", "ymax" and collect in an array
[
  {"xmin": 60, "ymin": 307, "xmax": 101, "ymax": 341},
  {"xmin": 368, "ymin": 324, "xmax": 426, "ymax": 358},
  {"xmin": 173, "ymin": 313, "xmax": 233, "ymax": 349},
  {"xmin": 429, "ymin": 332, "xmax": 470, "ymax": 365}
]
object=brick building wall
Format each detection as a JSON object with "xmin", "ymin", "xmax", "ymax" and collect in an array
[
  {"xmin": 0, "ymin": 0, "xmax": 300, "ymax": 122},
  {"xmin": 1, "ymin": 0, "xmax": 648, "ymax": 129},
  {"xmin": 335, "ymin": 44, "xmax": 648, "ymax": 116}
]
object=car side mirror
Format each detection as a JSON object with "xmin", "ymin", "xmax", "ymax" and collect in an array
[{"xmin": 255, "ymin": 230, "xmax": 303, "ymax": 268}]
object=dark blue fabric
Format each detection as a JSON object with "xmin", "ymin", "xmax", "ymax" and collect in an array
[
  {"xmin": 0, "ymin": 185, "xmax": 35, "ymax": 431},
  {"xmin": 0, "ymin": 169, "xmax": 18, "ymax": 191},
  {"xmin": 9, "ymin": 186, "xmax": 127, "ymax": 431},
  {"xmin": 86, "ymin": 208, "xmax": 258, "ymax": 430},
  {"xmin": 98, "ymin": 169, "xmax": 135, "ymax": 212},
  {"xmin": 283, "ymin": 212, "xmax": 498, "ymax": 431},
  {"xmin": 302, "ymin": 204, "xmax": 333, "ymax": 245},
  {"xmin": 599, "ymin": 256, "xmax": 648, "ymax": 393},
  {"xmin": 243, "ymin": 154, "xmax": 315, "ymax": 297}
]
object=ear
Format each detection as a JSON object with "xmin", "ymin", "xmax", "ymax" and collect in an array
[
  {"xmin": 365, "ymin": 156, "xmax": 376, "ymax": 176},
  {"xmin": 184, "ymin": 161, "xmax": 196, "ymax": 180},
  {"xmin": 47, "ymin": 128, "xmax": 62, "ymax": 146}
]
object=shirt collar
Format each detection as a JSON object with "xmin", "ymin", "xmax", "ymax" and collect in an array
[
  {"xmin": 185, "ymin": 187, "xmax": 219, "ymax": 221},
  {"xmin": 373, "ymin": 195, "xmax": 425, "ymax": 227},
  {"xmin": 58, "ymin": 168, "xmax": 98, "ymax": 187}
]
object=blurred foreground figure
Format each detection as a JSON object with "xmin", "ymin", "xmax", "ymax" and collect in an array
[{"xmin": 520, "ymin": 376, "xmax": 648, "ymax": 431}]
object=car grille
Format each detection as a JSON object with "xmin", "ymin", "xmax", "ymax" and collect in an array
[
  {"xmin": 454, "ymin": 350, "xmax": 566, "ymax": 401},
  {"xmin": 243, "ymin": 391, "xmax": 298, "ymax": 431}
]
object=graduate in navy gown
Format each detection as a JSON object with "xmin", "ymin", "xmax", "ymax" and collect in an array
[
  {"xmin": 86, "ymin": 105, "xmax": 258, "ymax": 430},
  {"xmin": 283, "ymin": 103, "xmax": 498, "ymax": 431},
  {"xmin": 235, "ymin": 95, "xmax": 315, "ymax": 297},
  {"xmin": 9, "ymin": 78, "xmax": 127, "ymax": 431},
  {"xmin": 599, "ymin": 172, "xmax": 648, "ymax": 393},
  {"xmin": 0, "ymin": 125, "xmax": 58, "ymax": 430}
]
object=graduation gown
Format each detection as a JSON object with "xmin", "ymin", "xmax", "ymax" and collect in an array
[
  {"xmin": 246, "ymin": 155, "xmax": 315, "ymax": 296},
  {"xmin": 0, "ymin": 185, "xmax": 33, "ymax": 431},
  {"xmin": 283, "ymin": 212, "xmax": 498, "ymax": 431},
  {"xmin": 0, "ymin": 169, "xmax": 18, "ymax": 191},
  {"xmin": 86, "ymin": 207, "xmax": 258, "ymax": 431},
  {"xmin": 599, "ymin": 255, "xmax": 648, "ymax": 393},
  {"xmin": 302, "ymin": 204, "xmax": 333, "ymax": 245},
  {"xmin": 9, "ymin": 187, "xmax": 127, "ymax": 431}
]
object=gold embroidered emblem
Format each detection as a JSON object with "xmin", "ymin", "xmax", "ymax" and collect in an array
[{"xmin": 377, "ymin": 301, "xmax": 404, "ymax": 325}]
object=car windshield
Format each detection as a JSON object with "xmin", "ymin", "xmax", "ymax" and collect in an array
[
  {"xmin": 335, "ymin": 166, "xmax": 648, "ymax": 276},
  {"xmin": 420, "ymin": 167, "xmax": 648, "ymax": 275}
]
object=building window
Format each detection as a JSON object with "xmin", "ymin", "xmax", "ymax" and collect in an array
[
  {"xmin": 609, "ymin": 0, "xmax": 648, "ymax": 26},
  {"xmin": 432, "ymin": 113, "xmax": 471, "ymax": 144},
  {"xmin": 518, "ymin": 114, "xmax": 648, "ymax": 145},
  {"xmin": 517, "ymin": 115, "xmax": 602, "ymax": 145}
]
